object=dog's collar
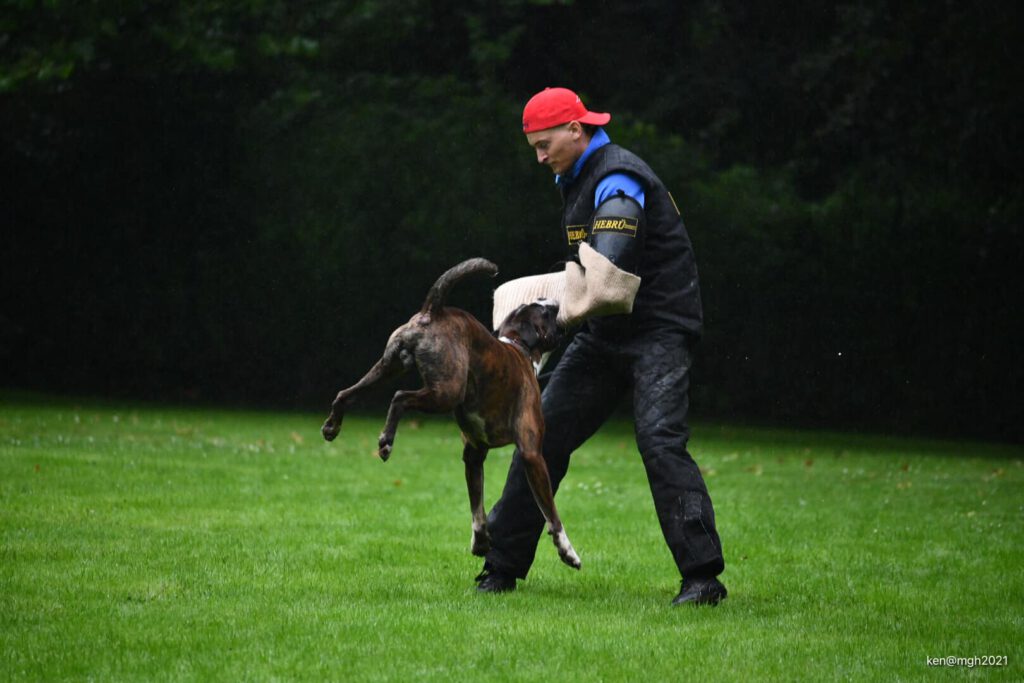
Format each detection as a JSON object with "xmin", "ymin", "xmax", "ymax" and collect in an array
[
  {"xmin": 499, "ymin": 335, "xmax": 544, "ymax": 377},
  {"xmin": 498, "ymin": 335, "xmax": 529, "ymax": 355}
]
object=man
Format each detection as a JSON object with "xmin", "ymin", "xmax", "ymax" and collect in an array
[{"xmin": 478, "ymin": 87, "xmax": 727, "ymax": 606}]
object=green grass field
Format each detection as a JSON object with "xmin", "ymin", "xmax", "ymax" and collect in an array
[{"xmin": 2, "ymin": 395, "xmax": 1021, "ymax": 681}]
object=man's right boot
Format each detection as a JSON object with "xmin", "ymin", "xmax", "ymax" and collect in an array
[{"xmin": 475, "ymin": 568, "xmax": 517, "ymax": 593}]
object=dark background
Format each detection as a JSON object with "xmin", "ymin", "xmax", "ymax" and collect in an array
[{"xmin": 3, "ymin": 1, "xmax": 1021, "ymax": 442}]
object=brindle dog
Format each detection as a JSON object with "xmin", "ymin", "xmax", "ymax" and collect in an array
[{"xmin": 321, "ymin": 258, "xmax": 581, "ymax": 570}]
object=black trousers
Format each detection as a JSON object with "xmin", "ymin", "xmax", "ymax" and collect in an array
[{"xmin": 484, "ymin": 328, "xmax": 725, "ymax": 580}]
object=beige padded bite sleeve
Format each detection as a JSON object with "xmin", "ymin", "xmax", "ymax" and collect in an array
[
  {"xmin": 492, "ymin": 271, "xmax": 567, "ymax": 330},
  {"xmin": 558, "ymin": 242, "xmax": 641, "ymax": 326},
  {"xmin": 491, "ymin": 243, "xmax": 641, "ymax": 330}
]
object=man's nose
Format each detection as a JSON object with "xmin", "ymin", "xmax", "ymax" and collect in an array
[{"xmin": 536, "ymin": 150, "xmax": 548, "ymax": 165}]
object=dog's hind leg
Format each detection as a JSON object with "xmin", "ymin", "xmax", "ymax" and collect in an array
[
  {"xmin": 377, "ymin": 385, "xmax": 457, "ymax": 460},
  {"xmin": 321, "ymin": 341, "xmax": 411, "ymax": 442},
  {"xmin": 462, "ymin": 441, "xmax": 490, "ymax": 556}
]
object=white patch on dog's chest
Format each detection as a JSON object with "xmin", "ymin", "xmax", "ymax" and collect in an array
[{"xmin": 534, "ymin": 351, "xmax": 551, "ymax": 376}]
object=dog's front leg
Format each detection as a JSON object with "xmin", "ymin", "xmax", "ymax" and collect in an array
[
  {"xmin": 516, "ymin": 427, "xmax": 581, "ymax": 570},
  {"xmin": 462, "ymin": 441, "xmax": 490, "ymax": 556}
]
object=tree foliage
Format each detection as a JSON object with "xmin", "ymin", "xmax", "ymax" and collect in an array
[{"xmin": 2, "ymin": 0, "xmax": 1021, "ymax": 440}]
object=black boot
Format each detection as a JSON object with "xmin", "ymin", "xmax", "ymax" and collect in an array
[
  {"xmin": 671, "ymin": 576, "xmax": 727, "ymax": 606},
  {"xmin": 475, "ymin": 568, "xmax": 517, "ymax": 593}
]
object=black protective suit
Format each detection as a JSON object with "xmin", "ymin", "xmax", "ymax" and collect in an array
[{"xmin": 483, "ymin": 142, "xmax": 725, "ymax": 581}]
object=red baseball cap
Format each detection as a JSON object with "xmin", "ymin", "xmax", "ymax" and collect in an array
[{"xmin": 522, "ymin": 87, "xmax": 611, "ymax": 133}]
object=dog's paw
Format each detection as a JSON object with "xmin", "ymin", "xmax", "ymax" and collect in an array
[
  {"xmin": 321, "ymin": 421, "xmax": 339, "ymax": 442},
  {"xmin": 377, "ymin": 437, "xmax": 393, "ymax": 462},
  {"xmin": 470, "ymin": 529, "xmax": 491, "ymax": 557},
  {"xmin": 561, "ymin": 547, "xmax": 582, "ymax": 570},
  {"xmin": 551, "ymin": 529, "xmax": 582, "ymax": 570}
]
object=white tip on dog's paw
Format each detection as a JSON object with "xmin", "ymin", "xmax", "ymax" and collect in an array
[
  {"xmin": 563, "ymin": 548, "xmax": 581, "ymax": 570},
  {"xmin": 553, "ymin": 529, "xmax": 581, "ymax": 570}
]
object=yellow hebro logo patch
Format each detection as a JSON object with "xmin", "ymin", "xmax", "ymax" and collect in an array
[
  {"xmin": 565, "ymin": 225, "xmax": 588, "ymax": 245},
  {"xmin": 592, "ymin": 216, "xmax": 638, "ymax": 236}
]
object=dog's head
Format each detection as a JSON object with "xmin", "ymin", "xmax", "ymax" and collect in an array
[{"xmin": 496, "ymin": 298, "xmax": 561, "ymax": 355}]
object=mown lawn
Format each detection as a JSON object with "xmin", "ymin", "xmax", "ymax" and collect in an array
[{"xmin": 1, "ymin": 395, "xmax": 1021, "ymax": 681}]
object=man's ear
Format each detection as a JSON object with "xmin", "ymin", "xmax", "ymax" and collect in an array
[{"xmin": 568, "ymin": 120, "xmax": 583, "ymax": 141}]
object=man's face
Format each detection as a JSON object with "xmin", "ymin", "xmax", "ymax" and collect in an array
[{"xmin": 526, "ymin": 122, "xmax": 586, "ymax": 176}]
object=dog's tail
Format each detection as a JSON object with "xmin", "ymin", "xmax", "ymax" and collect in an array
[{"xmin": 421, "ymin": 258, "xmax": 498, "ymax": 315}]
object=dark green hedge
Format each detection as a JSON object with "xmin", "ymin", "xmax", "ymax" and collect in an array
[{"xmin": 3, "ymin": 2, "xmax": 1021, "ymax": 441}]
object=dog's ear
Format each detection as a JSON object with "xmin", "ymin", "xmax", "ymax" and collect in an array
[
  {"xmin": 516, "ymin": 314, "xmax": 540, "ymax": 349},
  {"xmin": 496, "ymin": 304, "xmax": 526, "ymax": 334}
]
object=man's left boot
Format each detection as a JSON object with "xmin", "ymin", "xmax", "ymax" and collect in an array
[{"xmin": 671, "ymin": 576, "xmax": 727, "ymax": 606}]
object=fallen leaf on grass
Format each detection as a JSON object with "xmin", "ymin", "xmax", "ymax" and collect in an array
[{"xmin": 982, "ymin": 468, "xmax": 1005, "ymax": 481}]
